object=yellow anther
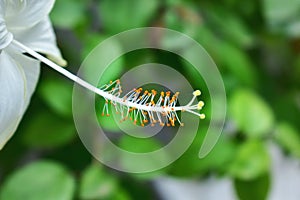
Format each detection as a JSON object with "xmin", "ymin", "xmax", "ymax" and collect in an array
[
  {"xmin": 161, "ymin": 91, "xmax": 165, "ymax": 97},
  {"xmin": 151, "ymin": 90, "xmax": 157, "ymax": 95},
  {"xmin": 135, "ymin": 88, "xmax": 143, "ymax": 93},
  {"xmin": 199, "ymin": 114, "xmax": 205, "ymax": 119},
  {"xmin": 193, "ymin": 90, "xmax": 201, "ymax": 96},
  {"xmin": 197, "ymin": 101, "xmax": 205, "ymax": 110}
]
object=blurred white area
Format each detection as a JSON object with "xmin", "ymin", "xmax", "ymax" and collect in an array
[
  {"xmin": 154, "ymin": 176, "xmax": 237, "ymax": 200},
  {"xmin": 268, "ymin": 143, "xmax": 300, "ymax": 200},
  {"xmin": 154, "ymin": 143, "xmax": 300, "ymax": 200}
]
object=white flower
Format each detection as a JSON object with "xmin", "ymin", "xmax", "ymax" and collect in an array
[
  {"xmin": 0, "ymin": 1, "xmax": 206, "ymax": 150},
  {"xmin": 0, "ymin": 0, "xmax": 66, "ymax": 149}
]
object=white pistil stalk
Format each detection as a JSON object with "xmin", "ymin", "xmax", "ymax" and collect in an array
[{"xmin": 12, "ymin": 40, "xmax": 205, "ymax": 126}]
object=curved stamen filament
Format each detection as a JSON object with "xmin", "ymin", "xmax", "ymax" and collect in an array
[{"xmin": 12, "ymin": 40, "xmax": 205, "ymax": 126}]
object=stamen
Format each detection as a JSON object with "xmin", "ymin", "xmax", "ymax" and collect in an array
[
  {"xmin": 197, "ymin": 101, "xmax": 204, "ymax": 110},
  {"xmin": 12, "ymin": 40, "xmax": 206, "ymax": 127},
  {"xmin": 193, "ymin": 90, "xmax": 201, "ymax": 96},
  {"xmin": 96, "ymin": 79, "xmax": 205, "ymax": 126},
  {"xmin": 199, "ymin": 114, "xmax": 206, "ymax": 119}
]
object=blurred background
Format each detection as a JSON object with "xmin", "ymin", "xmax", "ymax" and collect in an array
[{"xmin": 1, "ymin": 0, "xmax": 300, "ymax": 199}]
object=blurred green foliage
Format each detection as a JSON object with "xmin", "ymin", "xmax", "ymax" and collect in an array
[
  {"xmin": 0, "ymin": 161, "xmax": 75, "ymax": 200},
  {"xmin": 0, "ymin": 0, "xmax": 300, "ymax": 199}
]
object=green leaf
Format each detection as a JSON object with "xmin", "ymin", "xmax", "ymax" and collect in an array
[
  {"xmin": 218, "ymin": 43, "xmax": 257, "ymax": 87},
  {"xmin": 170, "ymin": 130, "xmax": 236, "ymax": 177},
  {"xmin": 39, "ymin": 79, "xmax": 73, "ymax": 117},
  {"xmin": 286, "ymin": 20, "xmax": 300, "ymax": 38},
  {"xmin": 163, "ymin": 4, "xmax": 201, "ymax": 40},
  {"xmin": 81, "ymin": 33, "xmax": 107, "ymax": 59},
  {"xmin": 0, "ymin": 161, "xmax": 75, "ymax": 200},
  {"xmin": 194, "ymin": 25, "xmax": 257, "ymax": 87},
  {"xmin": 111, "ymin": 188, "xmax": 131, "ymax": 200},
  {"xmin": 50, "ymin": 0, "xmax": 86, "ymax": 29},
  {"xmin": 206, "ymin": 8, "xmax": 254, "ymax": 47},
  {"xmin": 165, "ymin": 0, "xmax": 183, "ymax": 6},
  {"xmin": 23, "ymin": 112, "xmax": 75, "ymax": 148},
  {"xmin": 275, "ymin": 122, "xmax": 300, "ymax": 158},
  {"xmin": 119, "ymin": 135, "xmax": 162, "ymax": 153},
  {"xmin": 229, "ymin": 140, "xmax": 270, "ymax": 180},
  {"xmin": 118, "ymin": 135, "xmax": 169, "ymax": 177},
  {"xmin": 263, "ymin": 0, "xmax": 300, "ymax": 36},
  {"xmin": 80, "ymin": 163, "xmax": 118, "ymax": 200},
  {"xmin": 99, "ymin": 0, "xmax": 159, "ymax": 33},
  {"xmin": 229, "ymin": 90, "xmax": 274, "ymax": 138},
  {"xmin": 221, "ymin": 17, "xmax": 254, "ymax": 47},
  {"xmin": 263, "ymin": 0, "xmax": 300, "ymax": 25},
  {"xmin": 234, "ymin": 173, "xmax": 270, "ymax": 200},
  {"xmin": 81, "ymin": 34, "xmax": 124, "ymax": 86}
]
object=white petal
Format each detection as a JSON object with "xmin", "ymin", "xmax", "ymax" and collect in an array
[
  {"xmin": 0, "ymin": 0, "xmax": 4, "ymax": 14},
  {"xmin": 5, "ymin": 0, "xmax": 55, "ymax": 28},
  {"xmin": 11, "ymin": 17, "xmax": 66, "ymax": 66},
  {"xmin": 0, "ymin": 0, "xmax": 13, "ymax": 50},
  {"xmin": 9, "ymin": 50, "xmax": 40, "ymax": 108},
  {"xmin": 0, "ymin": 50, "xmax": 25, "ymax": 150}
]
